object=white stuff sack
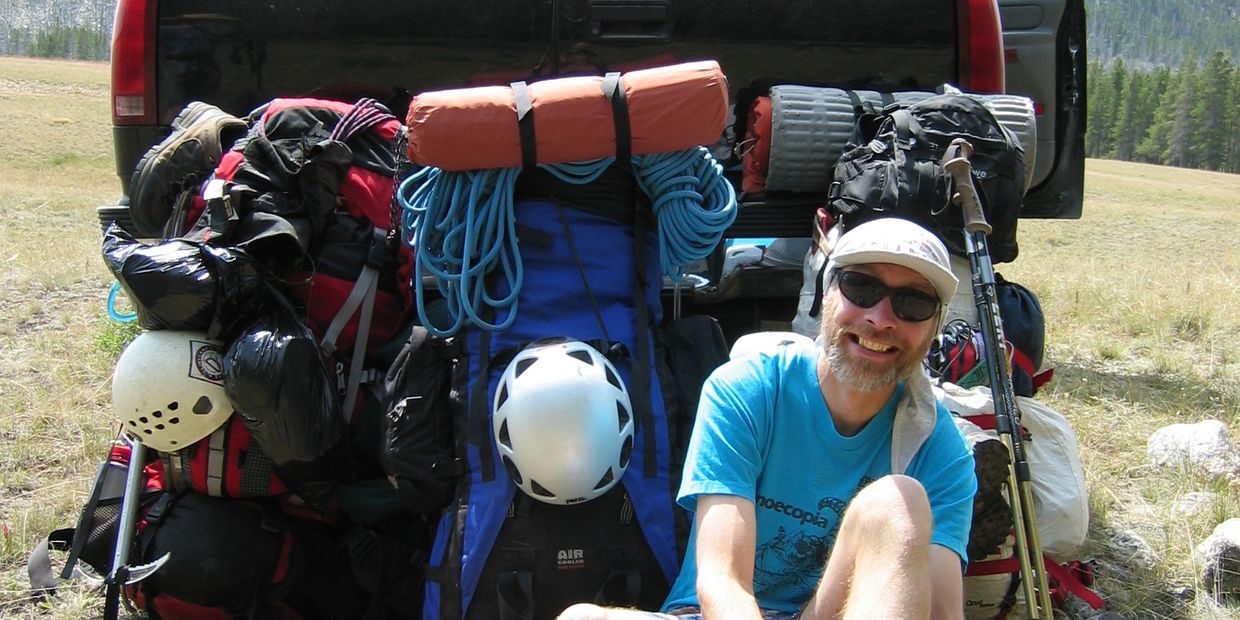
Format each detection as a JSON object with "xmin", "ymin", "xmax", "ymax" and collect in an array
[
  {"xmin": 934, "ymin": 382, "xmax": 1089, "ymax": 561},
  {"xmin": 962, "ymin": 536, "xmax": 1021, "ymax": 620}
]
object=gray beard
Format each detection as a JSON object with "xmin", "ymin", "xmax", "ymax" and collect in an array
[
  {"xmin": 824, "ymin": 331, "xmax": 908, "ymax": 392},
  {"xmin": 822, "ymin": 316, "xmax": 926, "ymax": 393}
]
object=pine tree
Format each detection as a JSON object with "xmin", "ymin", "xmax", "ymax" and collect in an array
[
  {"xmin": 1108, "ymin": 60, "xmax": 1144, "ymax": 160},
  {"xmin": 1190, "ymin": 52, "xmax": 1234, "ymax": 171},
  {"xmin": 1085, "ymin": 60, "xmax": 1121, "ymax": 158},
  {"xmin": 1228, "ymin": 68, "xmax": 1240, "ymax": 173},
  {"xmin": 1166, "ymin": 60, "xmax": 1199, "ymax": 168},
  {"xmin": 1136, "ymin": 69, "xmax": 1178, "ymax": 165}
]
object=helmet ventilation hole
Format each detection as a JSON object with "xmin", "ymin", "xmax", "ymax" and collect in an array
[
  {"xmin": 530, "ymin": 480, "xmax": 554, "ymax": 498},
  {"xmin": 617, "ymin": 402, "xmax": 630, "ymax": 431},
  {"xmin": 501, "ymin": 455, "xmax": 523, "ymax": 485},
  {"xmin": 192, "ymin": 396, "xmax": 213, "ymax": 415},
  {"xmin": 497, "ymin": 420, "xmax": 512, "ymax": 449},
  {"xmin": 495, "ymin": 383, "xmax": 508, "ymax": 409},
  {"xmin": 593, "ymin": 468, "xmax": 615, "ymax": 491},
  {"xmin": 619, "ymin": 436, "xmax": 633, "ymax": 468},
  {"xmin": 514, "ymin": 358, "xmax": 536, "ymax": 377},
  {"xmin": 605, "ymin": 365, "xmax": 622, "ymax": 391},
  {"xmin": 167, "ymin": 402, "xmax": 178, "ymax": 411},
  {"xmin": 567, "ymin": 350, "xmax": 593, "ymax": 365}
]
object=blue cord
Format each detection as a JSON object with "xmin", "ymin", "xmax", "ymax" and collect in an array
[
  {"xmin": 633, "ymin": 147, "xmax": 737, "ymax": 280},
  {"xmin": 107, "ymin": 281, "xmax": 138, "ymax": 323},
  {"xmin": 399, "ymin": 148, "xmax": 736, "ymax": 336},
  {"xmin": 399, "ymin": 167, "xmax": 523, "ymax": 337}
]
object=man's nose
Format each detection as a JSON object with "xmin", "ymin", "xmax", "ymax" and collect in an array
[{"xmin": 862, "ymin": 296, "xmax": 902, "ymax": 329}]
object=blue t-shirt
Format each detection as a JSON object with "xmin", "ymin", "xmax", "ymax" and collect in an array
[{"xmin": 663, "ymin": 343, "xmax": 976, "ymax": 613}]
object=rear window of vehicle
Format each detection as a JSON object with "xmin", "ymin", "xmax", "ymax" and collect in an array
[{"xmin": 156, "ymin": 0, "xmax": 957, "ymax": 123}]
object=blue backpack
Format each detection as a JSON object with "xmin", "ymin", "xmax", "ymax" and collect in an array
[{"xmin": 381, "ymin": 165, "xmax": 682, "ymax": 619}]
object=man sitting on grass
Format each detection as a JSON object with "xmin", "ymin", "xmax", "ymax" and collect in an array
[{"xmin": 560, "ymin": 217, "xmax": 976, "ymax": 620}]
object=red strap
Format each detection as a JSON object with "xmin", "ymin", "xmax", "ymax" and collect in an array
[
  {"xmin": 1046, "ymin": 559, "xmax": 1105, "ymax": 610},
  {"xmin": 963, "ymin": 413, "xmax": 997, "ymax": 431},
  {"xmin": 965, "ymin": 556, "xmax": 1020, "ymax": 576},
  {"xmin": 966, "ymin": 555, "xmax": 1105, "ymax": 610},
  {"xmin": 1009, "ymin": 346, "xmax": 1034, "ymax": 379},
  {"xmin": 1033, "ymin": 368, "xmax": 1055, "ymax": 390}
]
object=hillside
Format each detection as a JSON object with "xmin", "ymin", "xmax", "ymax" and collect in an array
[{"xmin": 1087, "ymin": 0, "xmax": 1240, "ymax": 68}]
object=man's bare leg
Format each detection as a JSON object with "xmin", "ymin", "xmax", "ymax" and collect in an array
[
  {"xmin": 558, "ymin": 604, "xmax": 675, "ymax": 620},
  {"xmin": 800, "ymin": 475, "xmax": 934, "ymax": 620}
]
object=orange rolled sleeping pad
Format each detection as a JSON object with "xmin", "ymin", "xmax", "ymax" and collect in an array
[{"xmin": 406, "ymin": 60, "xmax": 729, "ymax": 171}]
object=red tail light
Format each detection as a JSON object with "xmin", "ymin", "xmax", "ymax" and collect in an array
[
  {"xmin": 111, "ymin": 0, "xmax": 156, "ymax": 126},
  {"xmin": 957, "ymin": 0, "xmax": 1005, "ymax": 93}
]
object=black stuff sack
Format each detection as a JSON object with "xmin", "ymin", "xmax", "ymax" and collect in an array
[
  {"xmin": 102, "ymin": 223, "xmax": 271, "ymax": 339},
  {"xmin": 224, "ymin": 297, "xmax": 350, "ymax": 509},
  {"xmin": 380, "ymin": 325, "xmax": 460, "ymax": 515}
]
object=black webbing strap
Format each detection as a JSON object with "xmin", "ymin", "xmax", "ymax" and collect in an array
[
  {"xmin": 60, "ymin": 459, "xmax": 113, "ymax": 580},
  {"xmin": 511, "ymin": 81, "xmax": 538, "ymax": 168},
  {"xmin": 601, "ymin": 73, "xmax": 632, "ymax": 167},
  {"xmin": 496, "ymin": 571, "xmax": 535, "ymax": 620},
  {"xmin": 632, "ymin": 204, "xmax": 656, "ymax": 477},
  {"xmin": 554, "ymin": 199, "xmax": 612, "ymax": 343},
  {"xmin": 469, "ymin": 324, "xmax": 498, "ymax": 482},
  {"xmin": 28, "ymin": 528, "xmax": 75, "ymax": 597},
  {"xmin": 844, "ymin": 89, "xmax": 867, "ymax": 116},
  {"xmin": 810, "ymin": 261, "xmax": 832, "ymax": 320}
]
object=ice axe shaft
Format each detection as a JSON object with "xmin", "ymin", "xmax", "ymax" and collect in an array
[
  {"xmin": 942, "ymin": 138, "xmax": 1055, "ymax": 618},
  {"xmin": 103, "ymin": 435, "xmax": 170, "ymax": 620}
]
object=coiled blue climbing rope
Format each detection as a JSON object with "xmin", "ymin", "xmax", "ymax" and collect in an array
[{"xmin": 398, "ymin": 147, "xmax": 736, "ymax": 337}]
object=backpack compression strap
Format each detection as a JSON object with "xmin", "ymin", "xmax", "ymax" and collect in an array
[{"xmin": 319, "ymin": 228, "xmax": 387, "ymax": 423}]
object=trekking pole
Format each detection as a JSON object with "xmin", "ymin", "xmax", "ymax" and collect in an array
[
  {"xmin": 104, "ymin": 435, "xmax": 170, "ymax": 620},
  {"xmin": 942, "ymin": 138, "xmax": 1055, "ymax": 618}
]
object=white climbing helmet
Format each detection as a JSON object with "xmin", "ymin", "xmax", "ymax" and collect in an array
[
  {"xmin": 492, "ymin": 337, "xmax": 634, "ymax": 505},
  {"xmin": 112, "ymin": 330, "xmax": 234, "ymax": 453}
]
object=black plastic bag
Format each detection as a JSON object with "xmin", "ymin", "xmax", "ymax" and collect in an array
[
  {"xmin": 224, "ymin": 297, "xmax": 349, "ymax": 508},
  {"xmin": 101, "ymin": 224, "xmax": 271, "ymax": 340},
  {"xmin": 102, "ymin": 224, "xmax": 216, "ymax": 330}
]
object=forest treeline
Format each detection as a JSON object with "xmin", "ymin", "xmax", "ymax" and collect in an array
[
  {"xmin": 0, "ymin": 0, "xmax": 113, "ymax": 61},
  {"xmin": 4, "ymin": 25, "xmax": 109, "ymax": 61},
  {"xmin": 1087, "ymin": 0, "xmax": 1240, "ymax": 69},
  {"xmin": 1087, "ymin": 51, "xmax": 1240, "ymax": 173}
]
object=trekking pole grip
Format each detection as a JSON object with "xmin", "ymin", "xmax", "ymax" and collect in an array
[{"xmin": 941, "ymin": 138, "xmax": 992, "ymax": 236}]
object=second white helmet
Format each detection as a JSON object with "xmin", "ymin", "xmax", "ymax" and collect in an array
[
  {"xmin": 112, "ymin": 330, "xmax": 235, "ymax": 453},
  {"xmin": 493, "ymin": 337, "xmax": 634, "ymax": 505}
]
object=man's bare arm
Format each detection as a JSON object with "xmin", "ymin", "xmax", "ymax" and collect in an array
[
  {"xmin": 929, "ymin": 544, "xmax": 965, "ymax": 620},
  {"xmin": 694, "ymin": 495, "xmax": 765, "ymax": 620}
]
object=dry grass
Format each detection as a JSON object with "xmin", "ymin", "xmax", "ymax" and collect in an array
[
  {"xmin": 1, "ymin": 56, "xmax": 1239, "ymax": 618},
  {"xmin": 1003, "ymin": 160, "xmax": 1240, "ymax": 619},
  {"xmin": 0, "ymin": 56, "xmax": 125, "ymax": 619}
]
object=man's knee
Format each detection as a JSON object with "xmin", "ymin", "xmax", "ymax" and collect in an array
[
  {"xmin": 842, "ymin": 474, "xmax": 932, "ymax": 543},
  {"xmin": 558, "ymin": 603, "xmax": 611, "ymax": 620}
]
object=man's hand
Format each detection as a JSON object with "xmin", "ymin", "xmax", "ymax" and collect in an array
[{"xmin": 694, "ymin": 495, "xmax": 766, "ymax": 620}]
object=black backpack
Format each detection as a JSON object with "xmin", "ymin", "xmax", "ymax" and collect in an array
[{"xmin": 828, "ymin": 94, "xmax": 1026, "ymax": 263}]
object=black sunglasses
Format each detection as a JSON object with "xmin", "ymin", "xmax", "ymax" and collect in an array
[{"xmin": 832, "ymin": 270, "xmax": 941, "ymax": 323}]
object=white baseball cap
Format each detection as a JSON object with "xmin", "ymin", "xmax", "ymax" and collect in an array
[{"xmin": 825, "ymin": 218, "xmax": 959, "ymax": 306}]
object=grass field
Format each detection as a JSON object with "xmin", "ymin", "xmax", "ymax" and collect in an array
[{"xmin": 1, "ymin": 56, "xmax": 1239, "ymax": 619}]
